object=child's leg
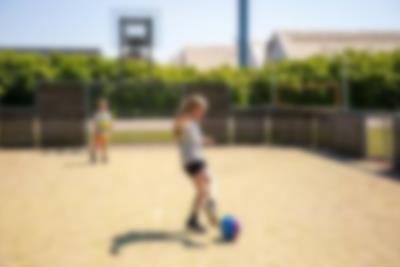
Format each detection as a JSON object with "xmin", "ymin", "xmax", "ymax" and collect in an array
[
  {"xmin": 89, "ymin": 137, "xmax": 97, "ymax": 163},
  {"xmin": 203, "ymin": 170, "xmax": 219, "ymax": 226},
  {"xmin": 187, "ymin": 171, "xmax": 208, "ymax": 231},
  {"xmin": 101, "ymin": 142, "xmax": 109, "ymax": 163}
]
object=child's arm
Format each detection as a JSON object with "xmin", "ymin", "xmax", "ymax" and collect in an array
[
  {"xmin": 106, "ymin": 113, "xmax": 113, "ymax": 133},
  {"xmin": 108, "ymin": 118, "xmax": 113, "ymax": 132},
  {"xmin": 203, "ymin": 136, "xmax": 215, "ymax": 146}
]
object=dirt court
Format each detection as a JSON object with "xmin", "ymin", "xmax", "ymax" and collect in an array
[{"xmin": 0, "ymin": 146, "xmax": 400, "ymax": 267}]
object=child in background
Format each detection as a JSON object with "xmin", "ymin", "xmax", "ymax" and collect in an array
[
  {"xmin": 174, "ymin": 94, "xmax": 218, "ymax": 233},
  {"xmin": 90, "ymin": 99, "xmax": 112, "ymax": 163}
]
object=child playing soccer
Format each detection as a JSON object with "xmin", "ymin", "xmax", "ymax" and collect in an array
[
  {"xmin": 174, "ymin": 94, "xmax": 219, "ymax": 233},
  {"xmin": 90, "ymin": 99, "xmax": 112, "ymax": 163}
]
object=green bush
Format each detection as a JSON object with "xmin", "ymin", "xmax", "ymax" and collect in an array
[
  {"xmin": 248, "ymin": 77, "xmax": 272, "ymax": 106},
  {"xmin": 0, "ymin": 50, "xmax": 400, "ymax": 113}
]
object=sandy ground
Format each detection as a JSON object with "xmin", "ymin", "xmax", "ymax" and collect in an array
[
  {"xmin": 0, "ymin": 146, "xmax": 400, "ymax": 267},
  {"xmin": 113, "ymin": 119, "xmax": 172, "ymax": 131}
]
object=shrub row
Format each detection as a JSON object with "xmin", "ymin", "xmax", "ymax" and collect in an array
[{"xmin": 0, "ymin": 50, "xmax": 399, "ymax": 115}]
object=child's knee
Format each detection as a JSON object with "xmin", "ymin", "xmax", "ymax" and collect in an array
[
  {"xmin": 196, "ymin": 185, "xmax": 209, "ymax": 199},
  {"xmin": 197, "ymin": 184, "xmax": 206, "ymax": 194}
]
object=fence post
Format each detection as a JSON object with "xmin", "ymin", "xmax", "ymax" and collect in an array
[{"xmin": 394, "ymin": 115, "xmax": 400, "ymax": 171}]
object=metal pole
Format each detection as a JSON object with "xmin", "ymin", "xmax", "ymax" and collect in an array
[
  {"xmin": 341, "ymin": 55, "xmax": 350, "ymax": 110},
  {"xmin": 271, "ymin": 65, "xmax": 278, "ymax": 108},
  {"xmin": 238, "ymin": 0, "xmax": 250, "ymax": 67}
]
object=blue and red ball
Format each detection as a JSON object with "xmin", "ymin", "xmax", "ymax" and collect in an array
[{"xmin": 220, "ymin": 215, "xmax": 241, "ymax": 241}]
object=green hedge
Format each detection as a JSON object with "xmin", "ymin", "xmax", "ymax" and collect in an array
[
  {"xmin": 0, "ymin": 50, "xmax": 400, "ymax": 113},
  {"xmin": 89, "ymin": 81, "xmax": 182, "ymax": 117}
]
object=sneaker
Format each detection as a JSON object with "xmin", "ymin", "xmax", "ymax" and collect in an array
[
  {"xmin": 186, "ymin": 217, "xmax": 206, "ymax": 234},
  {"xmin": 90, "ymin": 153, "xmax": 97, "ymax": 164}
]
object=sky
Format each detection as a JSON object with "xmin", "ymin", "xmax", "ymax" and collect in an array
[{"xmin": 0, "ymin": 0, "xmax": 399, "ymax": 62}]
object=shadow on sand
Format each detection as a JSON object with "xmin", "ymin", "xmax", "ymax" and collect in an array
[{"xmin": 110, "ymin": 230, "xmax": 205, "ymax": 255}]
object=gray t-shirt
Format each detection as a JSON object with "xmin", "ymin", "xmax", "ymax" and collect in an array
[
  {"xmin": 178, "ymin": 120, "xmax": 204, "ymax": 164},
  {"xmin": 93, "ymin": 111, "xmax": 112, "ymax": 134}
]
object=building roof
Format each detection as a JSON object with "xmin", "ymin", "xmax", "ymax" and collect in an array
[
  {"xmin": 269, "ymin": 30, "xmax": 400, "ymax": 59},
  {"xmin": 0, "ymin": 46, "xmax": 101, "ymax": 55},
  {"xmin": 174, "ymin": 45, "xmax": 236, "ymax": 70}
]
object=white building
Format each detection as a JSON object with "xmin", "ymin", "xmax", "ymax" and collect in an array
[
  {"xmin": 172, "ymin": 45, "xmax": 236, "ymax": 70},
  {"xmin": 172, "ymin": 42, "xmax": 265, "ymax": 70},
  {"xmin": 172, "ymin": 31, "xmax": 400, "ymax": 70},
  {"xmin": 267, "ymin": 31, "xmax": 400, "ymax": 61}
]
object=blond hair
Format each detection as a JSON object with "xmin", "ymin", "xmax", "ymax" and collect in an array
[
  {"xmin": 174, "ymin": 94, "xmax": 208, "ymax": 137},
  {"xmin": 97, "ymin": 98, "xmax": 108, "ymax": 108}
]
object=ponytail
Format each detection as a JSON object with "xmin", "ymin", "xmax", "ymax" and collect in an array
[{"xmin": 174, "ymin": 94, "xmax": 208, "ymax": 137}]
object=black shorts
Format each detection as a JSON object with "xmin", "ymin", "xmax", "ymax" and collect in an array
[{"xmin": 184, "ymin": 160, "xmax": 206, "ymax": 176}]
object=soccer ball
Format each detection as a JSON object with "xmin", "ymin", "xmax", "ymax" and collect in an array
[{"xmin": 220, "ymin": 215, "xmax": 241, "ymax": 241}]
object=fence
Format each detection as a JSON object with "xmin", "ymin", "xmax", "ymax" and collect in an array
[
  {"xmin": 232, "ymin": 107, "xmax": 367, "ymax": 157},
  {"xmin": 316, "ymin": 111, "xmax": 366, "ymax": 157},
  {"xmin": 394, "ymin": 116, "xmax": 400, "ymax": 171},
  {"xmin": 0, "ymin": 107, "xmax": 36, "ymax": 147},
  {"xmin": 1, "ymin": 80, "xmax": 400, "ymax": 174},
  {"xmin": 270, "ymin": 108, "xmax": 317, "ymax": 147},
  {"xmin": 233, "ymin": 108, "xmax": 267, "ymax": 144}
]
